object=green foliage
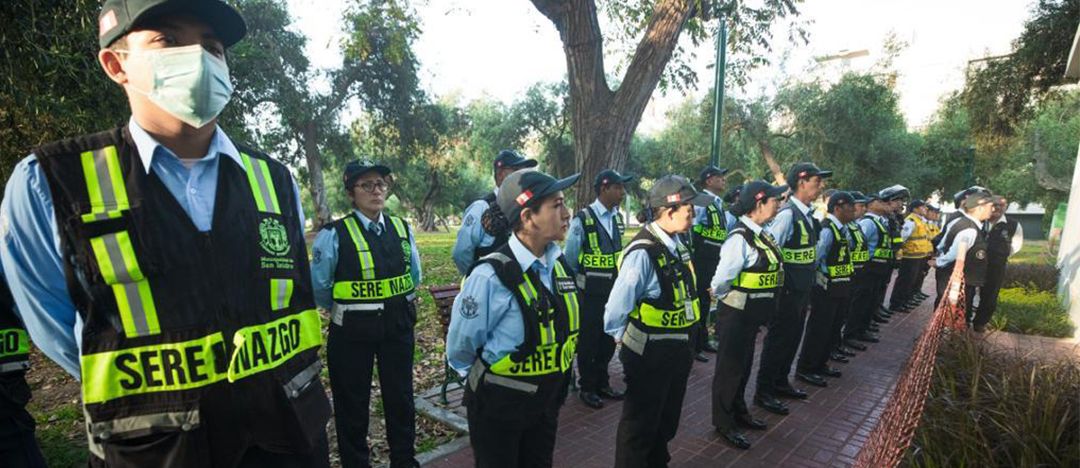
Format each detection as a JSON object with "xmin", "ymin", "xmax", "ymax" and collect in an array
[
  {"xmin": 961, "ymin": 0, "xmax": 1079, "ymax": 138},
  {"xmin": 909, "ymin": 334, "xmax": 1080, "ymax": 468},
  {"xmin": 989, "ymin": 287, "xmax": 1075, "ymax": 338},
  {"xmin": 0, "ymin": 0, "xmax": 129, "ymax": 182},
  {"xmin": 598, "ymin": 0, "xmax": 810, "ymax": 92}
]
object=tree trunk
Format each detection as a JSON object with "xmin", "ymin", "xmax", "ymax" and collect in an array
[
  {"xmin": 758, "ymin": 138, "xmax": 787, "ymax": 185},
  {"xmin": 302, "ymin": 123, "xmax": 333, "ymax": 231},
  {"xmin": 532, "ymin": 0, "xmax": 694, "ymax": 210},
  {"xmin": 418, "ymin": 168, "xmax": 441, "ymax": 231}
]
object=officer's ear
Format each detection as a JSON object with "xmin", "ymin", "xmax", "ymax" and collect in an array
[{"xmin": 99, "ymin": 36, "xmax": 130, "ymax": 86}]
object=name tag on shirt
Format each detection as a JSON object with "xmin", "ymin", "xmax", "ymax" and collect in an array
[{"xmin": 556, "ymin": 278, "xmax": 577, "ymax": 294}]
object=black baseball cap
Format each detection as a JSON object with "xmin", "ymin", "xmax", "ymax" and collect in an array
[
  {"xmin": 953, "ymin": 185, "xmax": 991, "ymax": 208},
  {"xmin": 962, "ymin": 192, "xmax": 994, "ymax": 210},
  {"xmin": 736, "ymin": 181, "xmax": 789, "ymax": 212},
  {"xmin": 699, "ymin": 166, "xmax": 730, "ymax": 184},
  {"xmin": 786, "ymin": 162, "xmax": 833, "ymax": 188},
  {"xmin": 849, "ymin": 191, "xmax": 870, "ymax": 204},
  {"xmin": 723, "ymin": 185, "xmax": 743, "ymax": 204},
  {"xmin": 343, "ymin": 159, "xmax": 391, "ymax": 189},
  {"xmin": 98, "ymin": 0, "xmax": 248, "ymax": 49},
  {"xmin": 497, "ymin": 169, "xmax": 579, "ymax": 222},
  {"xmin": 909, "ymin": 199, "xmax": 927, "ymax": 210},
  {"xmin": 594, "ymin": 169, "xmax": 634, "ymax": 189},
  {"xmin": 493, "ymin": 150, "xmax": 538, "ymax": 171},
  {"xmin": 879, "ymin": 185, "xmax": 910, "ymax": 202},
  {"xmin": 648, "ymin": 175, "xmax": 713, "ymax": 209},
  {"xmin": 827, "ymin": 191, "xmax": 855, "ymax": 212}
]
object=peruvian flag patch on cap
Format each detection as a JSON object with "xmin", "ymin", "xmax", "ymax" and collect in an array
[
  {"xmin": 516, "ymin": 190, "xmax": 533, "ymax": 206},
  {"xmin": 666, "ymin": 193, "xmax": 682, "ymax": 203},
  {"xmin": 99, "ymin": 10, "xmax": 118, "ymax": 36}
]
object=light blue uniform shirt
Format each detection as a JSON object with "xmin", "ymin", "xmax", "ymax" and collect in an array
[
  {"xmin": 934, "ymin": 212, "xmax": 980, "ymax": 268},
  {"xmin": 446, "ymin": 233, "xmax": 560, "ymax": 377},
  {"xmin": 564, "ymin": 199, "xmax": 619, "ymax": 274},
  {"xmin": 0, "ymin": 119, "xmax": 304, "ymax": 378},
  {"xmin": 710, "ymin": 216, "xmax": 765, "ymax": 299},
  {"xmin": 693, "ymin": 190, "xmax": 725, "ymax": 226},
  {"xmin": 858, "ymin": 213, "xmax": 887, "ymax": 258},
  {"xmin": 816, "ymin": 214, "xmax": 847, "ymax": 275},
  {"xmin": 309, "ymin": 211, "xmax": 422, "ymax": 310},
  {"xmin": 603, "ymin": 223, "xmax": 682, "ymax": 339},
  {"xmin": 452, "ymin": 189, "xmax": 498, "ymax": 275},
  {"xmin": 768, "ymin": 196, "xmax": 811, "ymax": 247}
]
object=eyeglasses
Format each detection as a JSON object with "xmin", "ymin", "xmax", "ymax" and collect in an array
[{"xmin": 356, "ymin": 180, "xmax": 390, "ymax": 194}]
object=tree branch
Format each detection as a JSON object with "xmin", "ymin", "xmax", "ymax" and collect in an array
[{"xmin": 611, "ymin": 0, "xmax": 694, "ymax": 119}]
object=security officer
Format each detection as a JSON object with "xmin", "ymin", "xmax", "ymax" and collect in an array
[
  {"xmin": 565, "ymin": 169, "xmax": 632, "ymax": 409},
  {"xmin": 709, "ymin": 181, "xmax": 787, "ymax": 450},
  {"xmin": 888, "ymin": 200, "xmax": 933, "ymax": 313},
  {"xmin": 913, "ymin": 204, "xmax": 942, "ymax": 303},
  {"xmin": 452, "ymin": 150, "xmax": 538, "ymax": 274},
  {"xmin": 446, "ymin": 169, "xmax": 581, "ymax": 468},
  {"xmin": 0, "ymin": 1, "xmax": 332, "ymax": 465},
  {"xmin": 755, "ymin": 163, "xmax": 831, "ymax": 416},
  {"xmin": 310, "ymin": 160, "xmax": 422, "ymax": 468},
  {"xmin": 846, "ymin": 192, "xmax": 895, "ymax": 346},
  {"xmin": 836, "ymin": 191, "xmax": 871, "ymax": 357},
  {"xmin": 0, "ymin": 270, "xmax": 46, "ymax": 468},
  {"xmin": 796, "ymin": 191, "xmax": 856, "ymax": 387},
  {"xmin": 690, "ymin": 166, "xmax": 730, "ymax": 362},
  {"xmin": 604, "ymin": 175, "xmax": 710, "ymax": 468},
  {"xmin": 877, "ymin": 186, "xmax": 909, "ymax": 318},
  {"xmin": 934, "ymin": 192, "xmax": 994, "ymax": 318},
  {"xmin": 972, "ymin": 195, "xmax": 1023, "ymax": 332}
]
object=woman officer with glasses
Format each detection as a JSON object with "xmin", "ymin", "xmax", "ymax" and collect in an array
[{"xmin": 310, "ymin": 160, "xmax": 423, "ymax": 468}]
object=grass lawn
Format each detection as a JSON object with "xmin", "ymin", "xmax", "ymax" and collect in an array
[{"xmin": 1009, "ymin": 240, "xmax": 1055, "ymax": 265}]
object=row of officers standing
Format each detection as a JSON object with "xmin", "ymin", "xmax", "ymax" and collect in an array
[{"xmin": 0, "ymin": 1, "xmax": 1024, "ymax": 466}]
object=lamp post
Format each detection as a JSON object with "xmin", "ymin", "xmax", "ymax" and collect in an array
[
  {"xmin": 967, "ymin": 144, "xmax": 977, "ymax": 187},
  {"xmin": 709, "ymin": 10, "xmax": 729, "ymax": 167}
]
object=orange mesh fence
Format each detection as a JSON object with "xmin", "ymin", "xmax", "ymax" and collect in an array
[{"xmin": 853, "ymin": 257, "xmax": 968, "ymax": 468}]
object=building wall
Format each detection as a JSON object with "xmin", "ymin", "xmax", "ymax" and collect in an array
[
  {"xmin": 1011, "ymin": 213, "xmax": 1046, "ymax": 240},
  {"xmin": 1057, "ymin": 140, "xmax": 1080, "ymax": 340}
]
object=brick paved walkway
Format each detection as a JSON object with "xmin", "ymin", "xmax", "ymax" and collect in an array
[{"xmin": 423, "ymin": 277, "xmax": 934, "ymax": 468}]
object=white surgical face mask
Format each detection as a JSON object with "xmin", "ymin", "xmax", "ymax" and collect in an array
[{"xmin": 119, "ymin": 44, "xmax": 233, "ymax": 128}]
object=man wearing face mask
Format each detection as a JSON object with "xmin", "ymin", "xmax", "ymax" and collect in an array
[{"xmin": 0, "ymin": 1, "xmax": 332, "ymax": 466}]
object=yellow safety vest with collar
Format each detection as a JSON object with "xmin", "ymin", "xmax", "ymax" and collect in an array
[
  {"xmin": 34, "ymin": 128, "xmax": 329, "ymax": 460},
  {"xmin": 902, "ymin": 214, "xmax": 933, "ymax": 259}
]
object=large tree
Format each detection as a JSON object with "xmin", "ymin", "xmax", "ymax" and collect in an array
[{"xmin": 528, "ymin": 0, "xmax": 807, "ymax": 208}]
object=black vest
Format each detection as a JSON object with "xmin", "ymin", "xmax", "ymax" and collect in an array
[
  {"xmin": 941, "ymin": 216, "xmax": 989, "ymax": 287},
  {"xmin": 574, "ymin": 206, "xmax": 624, "ymax": 294},
  {"xmin": 326, "ymin": 212, "xmax": 416, "ymax": 337},
  {"xmin": 779, "ymin": 202, "xmax": 819, "ymax": 291},
  {"xmin": 474, "ymin": 192, "xmax": 511, "ymax": 261},
  {"xmin": 34, "ymin": 127, "xmax": 330, "ymax": 463},
  {"xmin": 467, "ymin": 243, "xmax": 579, "ymax": 390},
  {"xmin": 726, "ymin": 222, "xmax": 783, "ymax": 318},
  {"xmin": 820, "ymin": 218, "xmax": 854, "ymax": 298},
  {"xmin": 847, "ymin": 221, "xmax": 870, "ymax": 271},
  {"xmin": 865, "ymin": 214, "xmax": 894, "ymax": 274},
  {"xmin": 0, "ymin": 276, "xmax": 32, "ymax": 424},
  {"xmin": 987, "ymin": 217, "xmax": 1019, "ymax": 265},
  {"xmin": 621, "ymin": 226, "xmax": 700, "ymax": 336}
]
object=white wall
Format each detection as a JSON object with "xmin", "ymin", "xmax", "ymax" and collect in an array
[{"xmin": 1057, "ymin": 140, "xmax": 1080, "ymax": 339}]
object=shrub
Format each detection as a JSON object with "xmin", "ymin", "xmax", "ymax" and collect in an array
[
  {"xmin": 907, "ymin": 334, "xmax": 1080, "ymax": 468},
  {"xmin": 1002, "ymin": 262, "xmax": 1060, "ymax": 292},
  {"xmin": 989, "ymin": 287, "xmax": 1075, "ymax": 338}
]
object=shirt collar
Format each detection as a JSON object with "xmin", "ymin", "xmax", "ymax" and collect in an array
[
  {"xmin": 648, "ymin": 222, "xmax": 681, "ymax": 256},
  {"xmin": 826, "ymin": 213, "xmax": 843, "ymax": 227},
  {"xmin": 962, "ymin": 211, "xmax": 981, "ymax": 225},
  {"xmin": 994, "ymin": 214, "xmax": 1008, "ymax": 225},
  {"xmin": 590, "ymin": 199, "xmax": 614, "ymax": 217},
  {"xmin": 704, "ymin": 190, "xmax": 722, "ymax": 208},
  {"xmin": 790, "ymin": 196, "xmax": 811, "ymax": 216},
  {"xmin": 509, "ymin": 232, "xmax": 563, "ymax": 274},
  {"xmin": 739, "ymin": 216, "xmax": 763, "ymax": 235},
  {"xmin": 128, "ymin": 118, "xmax": 242, "ymax": 174},
  {"xmin": 353, "ymin": 210, "xmax": 384, "ymax": 231}
]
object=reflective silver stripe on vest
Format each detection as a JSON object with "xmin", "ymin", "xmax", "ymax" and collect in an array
[
  {"xmin": 585, "ymin": 271, "xmax": 614, "ymax": 279},
  {"xmin": 748, "ymin": 292, "xmax": 776, "ymax": 299},
  {"xmin": 330, "ymin": 302, "xmax": 384, "ymax": 325},
  {"xmin": 622, "ymin": 323, "xmax": 689, "ymax": 356},
  {"xmin": 283, "ymin": 359, "xmax": 322, "ymax": 398},
  {"xmin": 703, "ymin": 239, "xmax": 724, "ymax": 247},
  {"xmin": 0, "ymin": 361, "xmax": 30, "ymax": 373},
  {"xmin": 89, "ymin": 409, "xmax": 200, "ymax": 441},
  {"xmin": 466, "ymin": 358, "xmax": 539, "ymax": 394},
  {"xmin": 99, "ymin": 232, "xmax": 152, "ymax": 337},
  {"xmin": 271, "ymin": 278, "xmax": 292, "ymax": 311}
]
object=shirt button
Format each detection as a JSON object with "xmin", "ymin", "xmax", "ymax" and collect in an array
[
  {"xmin": 181, "ymin": 423, "xmax": 193, "ymax": 431},
  {"xmin": 189, "ymin": 188, "xmax": 197, "ymax": 195}
]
